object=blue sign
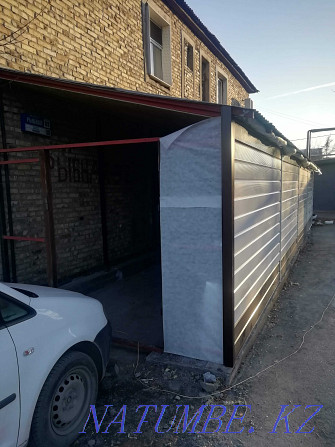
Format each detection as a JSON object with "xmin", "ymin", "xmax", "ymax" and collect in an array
[{"xmin": 21, "ymin": 114, "xmax": 51, "ymax": 137}]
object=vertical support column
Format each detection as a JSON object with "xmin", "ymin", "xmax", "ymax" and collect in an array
[
  {"xmin": 40, "ymin": 150, "xmax": 57, "ymax": 287},
  {"xmin": 296, "ymin": 167, "xmax": 300, "ymax": 243},
  {"xmin": 0, "ymin": 163, "xmax": 10, "ymax": 281},
  {"xmin": 0, "ymin": 87, "xmax": 15, "ymax": 281},
  {"xmin": 153, "ymin": 141, "xmax": 161, "ymax": 249},
  {"xmin": 310, "ymin": 172, "xmax": 314, "ymax": 230},
  {"xmin": 221, "ymin": 106, "xmax": 235, "ymax": 367},
  {"xmin": 96, "ymin": 118, "xmax": 109, "ymax": 268},
  {"xmin": 279, "ymin": 155, "xmax": 283, "ymax": 282},
  {"xmin": 98, "ymin": 149, "xmax": 109, "ymax": 268}
]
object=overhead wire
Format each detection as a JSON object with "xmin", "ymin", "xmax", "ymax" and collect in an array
[
  {"xmin": 291, "ymin": 133, "xmax": 335, "ymax": 142},
  {"xmin": 257, "ymin": 107, "xmax": 324, "ymax": 127},
  {"xmin": 0, "ymin": 0, "xmax": 51, "ymax": 47}
]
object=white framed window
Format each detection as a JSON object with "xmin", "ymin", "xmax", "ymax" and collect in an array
[
  {"xmin": 150, "ymin": 20, "xmax": 163, "ymax": 79},
  {"xmin": 217, "ymin": 70, "xmax": 228, "ymax": 105},
  {"xmin": 143, "ymin": 2, "xmax": 172, "ymax": 87}
]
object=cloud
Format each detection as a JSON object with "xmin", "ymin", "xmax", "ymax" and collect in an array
[{"xmin": 264, "ymin": 82, "xmax": 335, "ymax": 100}]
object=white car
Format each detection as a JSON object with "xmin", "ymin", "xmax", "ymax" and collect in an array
[{"xmin": 0, "ymin": 281, "xmax": 112, "ymax": 447}]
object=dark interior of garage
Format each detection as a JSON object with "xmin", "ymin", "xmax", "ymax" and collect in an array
[{"xmin": 0, "ymin": 80, "xmax": 210, "ymax": 349}]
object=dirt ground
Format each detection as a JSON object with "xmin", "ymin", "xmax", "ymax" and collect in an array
[{"xmin": 74, "ymin": 224, "xmax": 335, "ymax": 447}]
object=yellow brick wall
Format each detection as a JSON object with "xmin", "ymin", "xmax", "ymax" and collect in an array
[{"xmin": 0, "ymin": 0, "xmax": 249, "ymax": 105}]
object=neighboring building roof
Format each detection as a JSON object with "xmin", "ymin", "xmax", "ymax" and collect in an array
[
  {"xmin": 315, "ymin": 157, "xmax": 335, "ymax": 166},
  {"xmin": 162, "ymin": 0, "xmax": 258, "ymax": 94}
]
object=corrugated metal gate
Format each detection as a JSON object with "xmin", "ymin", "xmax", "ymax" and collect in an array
[{"xmin": 233, "ymin": 123, "xmax": 314, "ymax": 355}]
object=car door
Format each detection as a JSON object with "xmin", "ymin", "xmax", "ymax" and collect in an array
[
  {"xmin": 0, "ymin": 306, "xmax": 20, "ymax": 447},
  {"xmin": 0, "ymin": 285, "xmax": 37, "ymax": 447}
]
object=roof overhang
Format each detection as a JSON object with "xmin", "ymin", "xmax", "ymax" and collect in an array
[
  {"xmin": 0, "ymin": 68, "xmax": 317, "ymax": 173},
  {"xmin": 0, "ymin": 68, "xmax": 223, "ymax": 118}
]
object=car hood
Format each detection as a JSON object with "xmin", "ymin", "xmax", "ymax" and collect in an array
[
  {"xmin": 4, "ymin": 283, "xmax": 105, "ymax": 319},
  {"xmin": 4, "ymin": 283, "xmax": 88, "ymax": 300}
]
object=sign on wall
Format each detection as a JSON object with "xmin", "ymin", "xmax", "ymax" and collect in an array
[{"xmin": 21, "ymin": 114, "xmax": 51, "ymax": 137}]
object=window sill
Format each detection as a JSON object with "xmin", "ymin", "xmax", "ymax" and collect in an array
[{"xmin": 148, "ymin": 73, "xmax": 171, "ymax": 90}]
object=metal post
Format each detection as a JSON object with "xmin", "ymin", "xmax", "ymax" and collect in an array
[
  {"xmin": 306, "ymin": 130, "xmax": 311, "ymax": 159},
  {"xmin": 0, "ymin": 87, "xmax": 15, "ymax": 281},
  {"xmin": 40, "ymin": 150, "xmax": 57, "ymax": 287},
  {"xmin": 98, "ymin": 149, "xmax": 109, "ymax": 268},
  {"xmin": 306, "ymin": 127, "xmax": 335, "ymax": 159},
  {"xmin": 0, "ymin": 164, "xmax": 9, "ymax": 281},
  {"xmin": 279, "ymin": 154, "xmax": 283, "ymax": 282},
  {"xmin": 221, "ymin": 106, "xmax": 235, "ymax": 367}
]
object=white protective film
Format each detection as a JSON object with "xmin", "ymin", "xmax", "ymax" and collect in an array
[{"xmin": 159, "ymin": 117, "xmax": 223, "ymax": 364}]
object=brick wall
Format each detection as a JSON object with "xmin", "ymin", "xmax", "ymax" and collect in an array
[
  {"xmin": 0, "ymin": 85, "xmax": 99, "ymax": 283},
  {"xmin": 50, "ymin": 147, "xmax": 103, "ymax": 282},
  {"xmin": 0, "ymin": 85, "xmax": 158, "ymax": 284},
  {"xmin": 0, "ymin": 0, "xmax": 249, "ymax": 106}
]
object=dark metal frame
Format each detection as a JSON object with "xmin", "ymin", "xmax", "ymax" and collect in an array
[
  {"xmin": 221, "ymin": 106, "xmax": 235, "ymax": 367},
  {"xmin": 98, "ymin": 149, "xmax": 109, "ymax": 268},
  {"xmin": 40, "ymin": 150, "xmax": 57, "ymax": 287},
  {"xmin": 0, "ymin": 137, "xmax": 160, "ymax": 156},
  {"xmin": 0, "ymin": 158, "xmax": 39, "ymax": 165},
  {"xmin": 3, "ymin": 236, "xmax": 45, "ymax": 242},
  {"xmin": 0, "ymin": 68, "xmax": 222, "ymax": 118},
  {"xmin": 0, "ymin": 87, "xmax": 16, "ymax": 281},
  {"xmin": 306, "ymin": 127, "xmax": 335, "ymax": 159}
]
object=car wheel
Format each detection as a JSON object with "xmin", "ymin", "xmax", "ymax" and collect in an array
[{"xmin": 29, "ymin": 351, "xmax": 98, "ymax": 447}]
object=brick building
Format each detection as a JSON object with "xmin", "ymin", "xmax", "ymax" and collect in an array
[
  {"xmin": 0, "ymin": 0, "xmax": 257, "ymax": 105},
  {"xmin": 0, "ymin": 0, "xmax": 258, "ymax": 285}
]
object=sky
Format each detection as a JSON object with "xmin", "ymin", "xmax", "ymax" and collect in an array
[{"xmin": 186, "ymin": 0, "xmax": 335, "ymax": 151}]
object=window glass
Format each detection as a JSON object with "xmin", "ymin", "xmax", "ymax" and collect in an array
[
  {"xmin": 217, "ymin": 75, "xmax": 227, "ymax": 104},
  {"xmin": 150, "ymin": 42, "xmax": 163, "ymax": 79},
  {"xmin": 150, "ymin": 20, "xmax": 162, "ymax": 46},
  {"xmin": 201, "ymin": 57, "xmax": 210, "ymax": 102},
  {"xmin": 0, "ymin": 296, "xmax": 28, "ymax": 324},
  {"xmin": 186, "ymin": 44, "xmax": 193, "ymax": 71},
  {"xmin": 218, "ymin": 78, "xmax": 223, "ymax": 102},
  {"xmin": 150, "ymin": 20, "xmax": 164, "ymax": 80}
]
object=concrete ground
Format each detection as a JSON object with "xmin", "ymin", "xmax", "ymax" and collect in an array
[
  {"xmin": 89, "ymin": 264, "xmax": 163, "ymax": 347},
  {"xmin": 74, "ymin": 224, "xmax": 335, "ymax": 447},
  {"xmin": 63, "ymin": 260, "xmax": 164, "ymax": 347}
]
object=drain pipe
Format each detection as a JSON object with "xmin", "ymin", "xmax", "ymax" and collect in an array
[{"xmin": 0, "ymin": 86, "xmax": 16, "ymax": 281}]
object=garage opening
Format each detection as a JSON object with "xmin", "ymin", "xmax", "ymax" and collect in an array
[
  {"xmin": 0, "ymin": 80, "xmax": 216, "ymax": 351},
  {"xmin": 48, "ymin": 138, "xmax": 163, "ymax": 350},
  {"xmin": 87, "ymin": 141, "xmax": 163, "ymax": 349}
]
